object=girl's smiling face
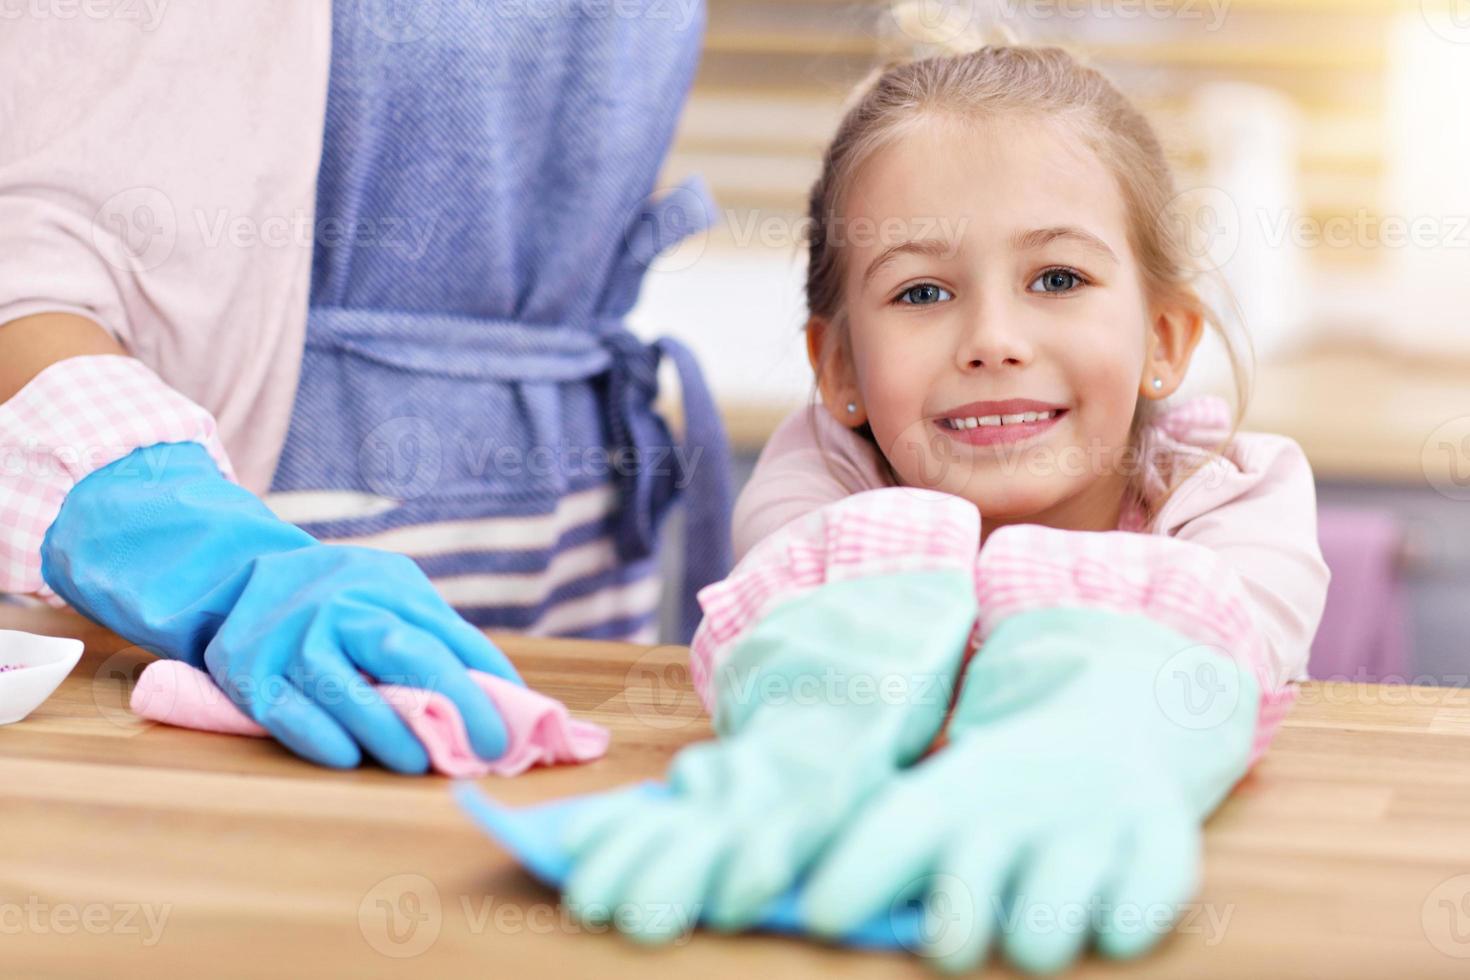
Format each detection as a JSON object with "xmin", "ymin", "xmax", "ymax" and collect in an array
[{"xmin": 810, "ymin": 113, "xmax": 1202, "ymax": 534}]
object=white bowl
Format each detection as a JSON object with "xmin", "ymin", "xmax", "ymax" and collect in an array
[{"xmin": 0, "ymin": 629, "xmax": 85, "ymax": 725}]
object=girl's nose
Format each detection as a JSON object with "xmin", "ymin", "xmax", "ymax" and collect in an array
[{"xmin": 955, "ymin": 302, "xmax": 1033, "ymax": 371}]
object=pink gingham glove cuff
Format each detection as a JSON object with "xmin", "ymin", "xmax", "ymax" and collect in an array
[
  {"xmin": 689, "ymin": 488, "xmax": 981, "ymax": 713},
  {"xmin": 0, "ymin": 355, "xmax": 237, "ymax": 602},
  {"xmin": 975, "ymin": 523, "xmax": 1294, "ymax": 766}
]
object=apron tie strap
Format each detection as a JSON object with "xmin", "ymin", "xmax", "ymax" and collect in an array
[{"xmin": 598, "ymin": 326, "xmax": 731, "ymax": 643}]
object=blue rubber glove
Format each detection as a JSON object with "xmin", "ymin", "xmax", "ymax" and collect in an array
[
  {"xmin": 800, "ymin": 606, "xmax": 1261, "ymax": 974},
  {"xmin": 40, "ymin": 440, "xmax": 522, "ymax": 772},
  {"xmin": 556, "ymin": 568, "xmax": 978, "ymax": 944}
]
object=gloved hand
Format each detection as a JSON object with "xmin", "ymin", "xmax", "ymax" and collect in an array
[
  {"xmin": 556, "ymin": 567, "xmax": 978, "ymax": 943},
  {"xmin": 40, "ymin": 440, "xmax": 522, "ymax": 773},
  {"xmin": 800, "ymin": 606, "xmax": 1261, "ymax": 974}
]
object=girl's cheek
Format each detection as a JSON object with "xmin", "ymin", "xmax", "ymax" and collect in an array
[
  {"xmin": 855, "ymin": 355, "xmax": 928, "ymax": 456},
  {"xmin": 1074, "ymin": 365, "xmax": 1142, "ymax": 451},
  {"xmin": 854, "ymin": 338, "xmax": 913, "ymax": 407}
]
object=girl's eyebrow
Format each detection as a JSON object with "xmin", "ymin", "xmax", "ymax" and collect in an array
[
  {"xmin": 1011, "ymin": 226, "xmax": 1119, "ymax": 263},
  {"xmin": 861, "ymin": 238, "xmax": 956, "ymax": 287}
]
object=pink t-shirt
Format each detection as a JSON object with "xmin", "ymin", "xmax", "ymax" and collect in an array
[
  {"xmin": 731, "ymin": 395, "xmax": 1329, "ymax": 687},
  {"xmin": 0, "ymin": 6, "xmax": 331, "ymax": 497}
]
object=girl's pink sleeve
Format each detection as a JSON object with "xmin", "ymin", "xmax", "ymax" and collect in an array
[
  {"xmin": 1151, "ymin": 429, "xmax": 1331, "ymax": 689},
  {"xmin": 974, "ymin": 419, "xmax": 1331, "ymax": 765},
  {"xmin": 731, "ymin": 405, "xmax": 891, "ymax": 562}
]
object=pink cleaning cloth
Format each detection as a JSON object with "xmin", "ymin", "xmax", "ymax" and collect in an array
[{"xmin": 129, "ymin": 659, "xmax": 609, "ymax": 777}]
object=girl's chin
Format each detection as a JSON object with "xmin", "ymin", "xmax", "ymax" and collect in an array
[{"xmin": 896, "ymin": 470, "xmax": 1065, "ymax": 518}]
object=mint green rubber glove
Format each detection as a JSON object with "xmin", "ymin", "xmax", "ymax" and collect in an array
[
  {"xmin": 800, "ymin": 606, "xmax": 1261, "ymax": 974},
  {"xmin": 558, "ymin": 569, "xmax": 978, "ymax": 943}
]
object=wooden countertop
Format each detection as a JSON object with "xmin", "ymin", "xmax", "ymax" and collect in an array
[{"xmin": 4, "ymin": 604, "xmax": 1470, "ymax": 978}]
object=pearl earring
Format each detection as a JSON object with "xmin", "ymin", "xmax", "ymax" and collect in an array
[
  {"xmin": 846, "ymin": 401, "xmax": 858, "ymax": 414},
  {"xmin": 1151, "ymin": 378, "xmax": 1163, "ymax": 391}
]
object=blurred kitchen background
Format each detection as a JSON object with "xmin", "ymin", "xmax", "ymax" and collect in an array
[{"xmin": 637, "ymin": 0, "xmax": 1470, "ymax": 683}]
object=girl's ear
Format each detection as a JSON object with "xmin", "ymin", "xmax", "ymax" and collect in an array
[
  {"xmin": 1139, "ymin": 297, "xmax": 1205, "ymax": 400},
  {"xmin": 806, "ymin": 315, "xmax": 867, "ymax": 427}
]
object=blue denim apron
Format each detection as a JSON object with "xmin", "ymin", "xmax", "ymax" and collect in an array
[{"xmin": 268, "ymin": 0, "xmax": 730, "ymax": 642}]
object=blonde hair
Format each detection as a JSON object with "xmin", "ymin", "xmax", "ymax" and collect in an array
[{"xmin": 804, "ymin": 4, "xmax": 1253, "ymax": 527}]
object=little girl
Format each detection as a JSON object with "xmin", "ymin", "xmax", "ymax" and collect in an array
[
  {"xmin": 722, "ymin": 38, "xmax": 1328, "ymax": 696},
  {"xmin": 560, "ymin": 27, "xmax": 1330, "ymax": 973}
]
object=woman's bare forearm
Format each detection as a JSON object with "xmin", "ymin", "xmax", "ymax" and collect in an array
[{"xmin": 0, "ymin": 312, "xmax": 127, "ymax": 403}]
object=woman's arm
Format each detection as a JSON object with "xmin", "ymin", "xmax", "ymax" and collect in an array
[
  {"xmin": 0, "ymin": 5, "xmax": 329, "ymax": 495},
  {"xmin": 0, "ymin": 313, "xmax": 127, "ymax": 403}
]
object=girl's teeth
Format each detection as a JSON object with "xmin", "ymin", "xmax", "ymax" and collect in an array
[{"xmin": 945, "ymin": 410, "xmax": 1056, "ymax": 429}]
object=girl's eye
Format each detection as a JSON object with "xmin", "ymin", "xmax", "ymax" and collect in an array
[
  {"xmin": 894, "ymin": 283, "xmax": 953, "ymax": 306},
  {"xmin": 1028, "ymin": 268, "xmax": 1086, "ymax": 294}
]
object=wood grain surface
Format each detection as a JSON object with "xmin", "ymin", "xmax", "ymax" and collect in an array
[{"xmin": 3, "ymin": 604, "xmax": 1470, "ymax": 979}]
